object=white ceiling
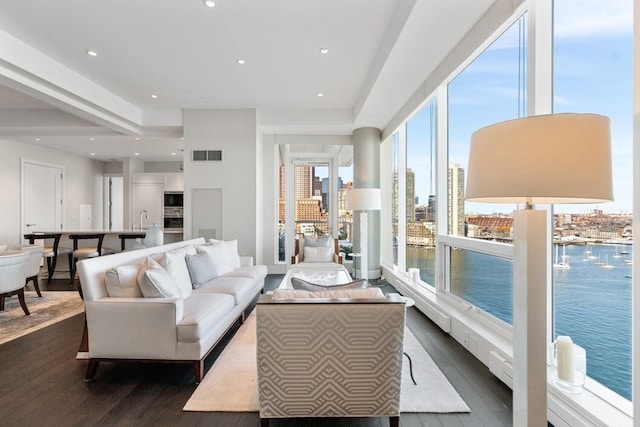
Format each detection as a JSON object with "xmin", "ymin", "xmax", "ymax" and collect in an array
[{"xmin": 0, "ymin": 0, "xmax": 496, "ymax": 162}]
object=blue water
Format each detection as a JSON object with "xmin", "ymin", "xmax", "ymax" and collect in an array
[{"xmin": 408, "ymin": 244, "xmax": 633, "ymax": 400}]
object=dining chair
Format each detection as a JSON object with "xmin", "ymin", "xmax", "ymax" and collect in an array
[
  {"xmin": 68, "ymin": 233, "xmax": 114, "ymax": 284},
  {"xmin": 24, "ymin": 233, "xmax": 73, "ymax": 284}
]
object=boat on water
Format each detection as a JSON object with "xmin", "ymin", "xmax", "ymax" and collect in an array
[
  {"xmin": 553, "ymin": 245, "xmax": 570, "ymax": 270},
  {"xmin": 613, "ymin": 247, "xmax": 622, "ymax": 258},
  {"xmin": 601, "ymin": 255, "xmax": 614, "ymax": 269}
]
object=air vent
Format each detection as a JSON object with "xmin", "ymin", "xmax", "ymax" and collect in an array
[{"xmin": 192, "ymin": 150, "xmax": 222, "ymax": 161}]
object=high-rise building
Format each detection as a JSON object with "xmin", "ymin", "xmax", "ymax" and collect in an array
[
  {"xmin": 448, "ymin": 164, "xmax": 465, "ymax": 236},
  {"xmin": 406, "ymin": 168, "xmax": 415, "ymax": 222},
  {"xmin": 294, "ymin": 165, "xmax": 313, "ymax": 200}
]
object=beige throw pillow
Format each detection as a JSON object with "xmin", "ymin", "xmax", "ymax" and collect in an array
[{"xmin": 137, "ymin": 257, "xmax": 181, "ymax": 298}]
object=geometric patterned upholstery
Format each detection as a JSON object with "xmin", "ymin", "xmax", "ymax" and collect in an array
[{"xmin": 256, "ymin": 296, "xmax": 405, "ymax": 423}]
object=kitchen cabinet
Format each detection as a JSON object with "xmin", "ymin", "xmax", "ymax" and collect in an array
[
  {"xmin": 164, "ymin": 173, "xmax": 184, "ymax": 191},
  {"xmin": 132, "ymin": 172, "xmax": 165, "ymax": 184}
]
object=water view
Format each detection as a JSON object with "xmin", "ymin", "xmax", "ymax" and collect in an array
[{"xmin": 409, "ymin": 244, "xmax": 633, "ymax": 400}]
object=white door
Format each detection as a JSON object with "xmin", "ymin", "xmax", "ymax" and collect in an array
[{"xmin": 22, "ymin": 161, "xmax": 63, "ymax": 235}]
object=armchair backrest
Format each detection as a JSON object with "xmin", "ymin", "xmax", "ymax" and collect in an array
[
  {"xmin": 256, "ymin": 294, "xmax": 405, "ymax": 420},
  {"xmin": 291, "ymin": 236, "xmax": 342, "ymax": 264}
]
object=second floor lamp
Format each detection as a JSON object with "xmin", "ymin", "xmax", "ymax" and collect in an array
[{"xmin": 346, "ymin": 188, "xmax": 381, "ymax": 280}]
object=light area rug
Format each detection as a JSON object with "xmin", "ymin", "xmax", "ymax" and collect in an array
[
  {"xmin": 184, "ymin": 312, "xmax": 470, "ymax": 413},
  {"xmin": 0, "ymin": 291, "xmax": 84, "ymax": 345}
]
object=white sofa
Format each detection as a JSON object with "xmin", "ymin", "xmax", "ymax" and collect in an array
[{"xmin": 77, "ymin": 237, "xmax": 266, "ymax": 383}]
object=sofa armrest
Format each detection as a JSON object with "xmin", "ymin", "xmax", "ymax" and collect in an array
[
  {"xmin": 239, "ymin": 256, "xmax": 254, "ymax": 267},
  {"xmin": 85, "ymin": 297, "xmax": 184, "ymax": 359}
]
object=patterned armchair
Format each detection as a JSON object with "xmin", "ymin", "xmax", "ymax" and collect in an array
[{"xmin": 256, "ymin": 291, "xmax": 405, "ymax": 427}]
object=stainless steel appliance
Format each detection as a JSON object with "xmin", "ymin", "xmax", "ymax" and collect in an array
[
  {"xmin": 164, "ymin": 191, "xmax": 183, "ymax": 207},
  {"xmin": 164, "ymin": 207, "xmax": 183, "ymax": 229}
]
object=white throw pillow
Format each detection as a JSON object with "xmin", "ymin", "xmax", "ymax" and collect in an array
[
  {"xmin": 197, "ymin": 242, "xmax": 234, "ymax": 276},
  {"xmin": 105, "ymin": 263, "xmax": 143, "ymax": 297},
  {"xmin": 163, "ymin": 246, "xmax": 196, "ymax": 298},
  {"xmin": 303, "ymin": 246, "xmax": 334, "ymax": 263},
  {"xmin": 304, "ymin": 236, "xmax": 332, "ymax": 247},
  {"xmin": 209, "ymin": 239, "xmax": 241, "ymax": 269},
  {"xmin": 137, "ymin": 257, "xmax": 181, "ymax": 298}
]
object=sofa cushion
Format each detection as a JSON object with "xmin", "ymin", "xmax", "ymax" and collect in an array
[
  {"xmin": 290, "ymin": 277, "xmax": 368, "ymax": 292},
  {"xmin": 272, "ymin": 288, "xmax": 385, "ymax": 300},
  {"xmin": 177, "ymin": 293, "xmax": 235, "ymax": 342},
  {"xmin": 192, "ymin": 276, "xmax": 256, "ymax": 305},
  {"xmin": 196, "ymin": 241, "xmax": 234, "ymax": 277},
  {"xmin": 104, "ymin": 263, "xmax": 144, "ymax": 297},
  {"xmin": 163, "ymin": 246, "xmax": 196, "ymax": 298},
  {"xmin": 303, "ymin": 246, "xmax": 334, "ymax": 263},
  {"xmin": 185, "ymin": 251, "xmax": 217, "ymax": 288},
  {"xmin": 221, "ymin": 265, "xmax": 268, "ymax": 285},
  {"xmin": 137, "ymin": 257, "xmax": 181, "ymax": 298},
  {"xmin": 209, "ymin": 239, "xmax": 241, "ymax": 270}
]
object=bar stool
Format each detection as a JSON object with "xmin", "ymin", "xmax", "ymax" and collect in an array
[
  {"xmin": 117, "ymin": 233, "xmax": 146, "ymax": 251},
  {"xmin": 24, "ymin": 233, "xmax": 73, "ymax": 284},
  {"xmin": 68, "ymin": 233, "xmax": 115, "ymax": 284}
]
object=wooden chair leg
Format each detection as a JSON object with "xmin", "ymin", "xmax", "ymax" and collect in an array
[
  {"xmin": 28, "ymin": 275, "xmax": 42, "ymax": 297},
  {"xmin": 70, "ymin": 257, "xmax": 78, "ymax": 285},
  {"xmin": 17, "ymin": 288, "xmax": 30, "ymax": 316},
  {"xmin": 46, "ymin": 257, "xmax": 55, "ymax": 284},
  {"xmin": 85, "ymin": 359, "xmax": 100, "ymax": 381}
]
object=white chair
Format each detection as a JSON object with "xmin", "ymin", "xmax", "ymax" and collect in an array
[
  {"xmin": 0, "ymin": 250, "xmax": 31, "ymax": 315},
  {"xmin": 16, "ymin": 244, "xmax": 45, "ymax": 297}
]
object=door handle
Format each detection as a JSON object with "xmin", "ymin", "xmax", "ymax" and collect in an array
[{"xmin": 26, "ymin": 223, "xmax": 36, "ymax": 227}]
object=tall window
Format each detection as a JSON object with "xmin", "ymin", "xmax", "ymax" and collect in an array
[
  {"xmin": 552, "ymin": 0, "xmax": 633, "ymax": 400},
  {"xmin": 406, "ymin": 100, "xmax": 437, "ymax": 285},
  {"xmin": 391, "ymin": 132, "xmax": 399, "ymax": 266},
  {"xmin": 446, "ymin": 14, "xmax": 527, "ymax": 319}
]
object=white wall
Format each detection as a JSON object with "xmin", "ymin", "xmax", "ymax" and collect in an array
[
  {"xmin": 0, "ymin": 139, "xmax": 105, "ymax": 245},
  {"xmin": 182, "ymin": 109, "xmax": 259, "ymax": 261}
]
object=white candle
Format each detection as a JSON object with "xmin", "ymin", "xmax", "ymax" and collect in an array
[{"xmin": 556, "ymin": 336, "xmax": 574, "ymax": 383}]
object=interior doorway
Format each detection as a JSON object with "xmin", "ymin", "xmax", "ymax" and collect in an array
[{"xmin": 21, "ymin": 160, "xmax": 64, "ymax": 237}]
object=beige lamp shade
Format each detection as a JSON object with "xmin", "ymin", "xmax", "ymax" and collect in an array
[
  {"xmin": 346, "ymin": 188, "xmax": 381, "ymax": 210},
  {"xmin": 466, "ymin": 113, "xmax": 613, "ymax": 204}
]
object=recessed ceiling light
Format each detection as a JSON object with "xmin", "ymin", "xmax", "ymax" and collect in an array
[
  {"xmin": 87, "ymin": 50, "xmax": 97, "ymax": 57},
  {"xmin": 319, "ymin": 47, "xmax": 329, "ymax": 54},
  {"xmin": 134, "ymin": 152, "xmax": 140, "ymax": 156},
  {"xmin": 203, "ymin": 0, "xmax": 216, "ymax": 7},
  {"xmin": 135, "ymin": 137, "xmax": 140, "ymax": 141},
  {"xmin": 236, "ymin": 59, "xmax": 246, "ymax": 65},
  {"xmin": 90, "ymin": 153, "xmax": 95, "ymax": 156},
  {"xmin": 89, "ymin": 137, "xmax": 95, "ymax": 141},
  {"xmin": 150, "ymin": 94, "xmax": 158, "ymax": 99},
  {"xmin": 317, "ymin": 93, "xmax": 324, "ymax": 97},
  {"xmin": 35, "ymin": 138, "xmax": 40, "ymax": 141}
]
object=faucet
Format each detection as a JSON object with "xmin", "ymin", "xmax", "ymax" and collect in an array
[{"xmin": 139, "ymin": 210, "xmax": 148, "ymax": 230}]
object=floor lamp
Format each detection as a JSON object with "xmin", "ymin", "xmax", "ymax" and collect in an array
[
  {"xmin": 465, "ymin": 113, "xmax": 613, "ymax": 427},
  {"xmin": 346, "ymin": 188, "xmax": 381, "ymax": 280}
]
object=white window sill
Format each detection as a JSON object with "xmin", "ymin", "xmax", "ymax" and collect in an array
[{"xmin": 382, "ymin": 265, "xmax": 633, "ymax": 427}]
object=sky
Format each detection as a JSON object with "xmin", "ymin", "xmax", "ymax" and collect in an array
[{"xmin": 327, "ymin": 0, "xmax": 633, "ymax": 216}]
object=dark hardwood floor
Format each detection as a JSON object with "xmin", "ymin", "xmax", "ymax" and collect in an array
[{"xmin": 1, "ymin": 275, "xmax": 513, "ymax": 426}]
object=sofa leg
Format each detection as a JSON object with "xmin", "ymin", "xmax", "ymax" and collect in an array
[
  {"xmin": 240, "ymin": 311, "xmax": 246, "ymax": 325},
  {"xmin": 260, "ymin": 418, "xmax": 269, "ymax": 427},
  {"xmin": 194, "ymin": 360, "xmax": 204, "ymax": 384},
  {"xmin": 85, "ymin": 359, "xmax": 99, "ymax": 381},
  {"xmin": 389, "ymin": 415, "xmax": 399, "ymax": 427}
]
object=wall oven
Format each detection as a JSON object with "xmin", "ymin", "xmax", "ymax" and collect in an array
[
  {"xmin": 164, "ymin": 191, "xmax": 183, "ymax": 207},
  {"xmin": 164, "ymin": 207, "xmax": 183, "ymax": 229}
]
